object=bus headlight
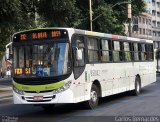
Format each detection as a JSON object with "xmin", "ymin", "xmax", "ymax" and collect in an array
[
  {"xmin": 13, "ymin": 85, "xmax": 24, "ymax": 95},
  {"xmin": 52, "ymin": 80, "xmax": 72, "ymax": 94}
]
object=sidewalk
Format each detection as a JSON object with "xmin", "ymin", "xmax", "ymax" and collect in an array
[
  {"xmin": 0, "ymin": 90, "xmax": 12, "ymax": 98},
  {"xmin": 0, "ymin": 77, "xmax": 12, "ymax": 100},
  {"xmin": 0, "ymin": 86, "xmax": 12, "ymax": 101}
]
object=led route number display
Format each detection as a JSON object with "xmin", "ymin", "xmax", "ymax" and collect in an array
[{"xmin": 15, "ymin": 30, "xmax": 67, "ymax": 41}]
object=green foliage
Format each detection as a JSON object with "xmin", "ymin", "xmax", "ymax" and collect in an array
[
  {"xmin": 75, "ymin": 0, "xmax": 145, "ymax": 34},
  {"xmin": 0, "ymin": 0, "xmax": 37, "ymax": 58},
  {"xmin": 0, "ymin": 0, "xmax": 20, "ymax": 56},
  {"xmin": 93, "ymin": 4, "xmax": 124, "ymax": 34},
  {"xmin": 37, "ymin": 0, "xmax": 81, "ymax": 27}
]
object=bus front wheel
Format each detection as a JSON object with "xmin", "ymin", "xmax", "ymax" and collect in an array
[{"xmin": 85, "ymin": 84, "xmax": 99, "ymax": 109}]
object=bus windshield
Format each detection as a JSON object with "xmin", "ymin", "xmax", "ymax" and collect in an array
[{"xmin": 13, "ymin": 42, "xmax": 71, "ymax": 77}]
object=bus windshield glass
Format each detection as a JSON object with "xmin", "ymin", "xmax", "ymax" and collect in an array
[{"xmin": 13, "ymin": 42, "xmax": 71, "ymax": 77}]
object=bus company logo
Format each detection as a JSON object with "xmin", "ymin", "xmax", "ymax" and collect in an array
[
  {"xmin": 36, "ymin": 90, "xmax": 40, "ymax": 93},
  {"xmin": 90, "ymin": 70, "xmax": 100, "ymax": 76}
]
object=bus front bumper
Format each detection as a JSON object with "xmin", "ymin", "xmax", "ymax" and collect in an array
[{"xmin": 13, "ymin": 89, "xmax": 74, "ymax": 104}]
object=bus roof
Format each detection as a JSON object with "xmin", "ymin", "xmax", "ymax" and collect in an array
[
  {"xmin": 13, "ymin": 27, "xmax": 153, "ymax": 43},
  {"xmin": 74, "ymin": 29, "xmax": 153, "ymax": 43}
]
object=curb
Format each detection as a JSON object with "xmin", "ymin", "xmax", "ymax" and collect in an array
[
  {"xmin": 0, "ymin": 86, "xmax": 12, "ymax": 91},
  {"xmin": 0, "ymin": 96, "xmax": 13, "ymax": 102},
  {"xmin": 0, "ymin": 78, "xmax": 12, "ymax": 81},
  {"xmin": 0, "ymin": 95, "xmax": 12, "ymax": 99},
  {"xmin": 0, "ymin": 90, "xmax": 12, "ymax": 101}
]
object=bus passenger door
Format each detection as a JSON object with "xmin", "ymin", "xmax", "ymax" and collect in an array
[{"xmin": 72, "ymin": 35, "xmax": 86, "ymax": 102}]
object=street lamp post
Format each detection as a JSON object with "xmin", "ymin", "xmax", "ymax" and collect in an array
[
  {"xmin": 89, "ymin": 1, "xmax": 131, "ymax": 32},
  {"xmin": 89, "ymin": 0, "xmax": 93, "ymax": 31},
  {"xmin": 128, "ymin": 1, "xmax": 132, "ymax": 37}
]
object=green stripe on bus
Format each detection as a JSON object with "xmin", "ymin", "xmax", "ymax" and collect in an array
[{"xmin": 13, "ymin": 81, "xmax": 65, "ymax": 92}]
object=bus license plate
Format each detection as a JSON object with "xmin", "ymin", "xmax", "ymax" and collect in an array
[{"xmin": 33, "ymin": 96, "xmax": 43, "ymax": 101}]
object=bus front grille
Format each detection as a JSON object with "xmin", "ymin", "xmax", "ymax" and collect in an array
[{"xmin": 22, "ymin": 95, "xmax": 56, "ymax": 102}]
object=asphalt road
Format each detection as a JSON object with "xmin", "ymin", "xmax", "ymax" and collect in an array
[{"xmin": 0, "ymin": 78, "xmax": 160, "ymax": 122}]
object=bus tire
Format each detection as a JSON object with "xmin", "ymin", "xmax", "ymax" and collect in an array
[
  {"xmin": 41, "ymin": 104, "xmax": 55, "ymax": 112},
  {"xmin": 85, "ymin": 84, "xmax": 99, "ymax": 109},
  {"xmin": 132, "ymin": 76, "xmax": 141, "ymax": 96}
]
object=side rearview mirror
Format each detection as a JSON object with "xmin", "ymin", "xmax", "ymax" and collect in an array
[{"xmin": 76, "ymin": 47, "xmax": 83, "ymax": 60}]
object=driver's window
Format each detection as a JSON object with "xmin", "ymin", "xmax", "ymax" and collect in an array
[{"xmin": 73, "ymin": 36, "xmax": 85, "ymax": 67}]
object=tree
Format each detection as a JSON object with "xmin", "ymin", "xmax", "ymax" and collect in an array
[
  {"xmin": 37, "ymin": 0, "xmax": 81, "ymax": 27},
  {"xmin": 0, "ymin": 0, "xmax": 146, "ymax": 59},
  {"xmin": 104, "ymin": 0, "xmax": 146, "ymax": 26},
  {"xmin": 75, "ymin": 0, "xmax": 146, "ymax": 34},
  {"xmin": 0, "ymin": 0, "xmax": 20, "ymax": 55},
  {"xmin": 0, "ymin": 0, "xmax": 37, "ymax": 58}
]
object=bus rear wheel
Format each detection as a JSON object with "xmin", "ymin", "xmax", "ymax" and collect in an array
[
  {"xmin": 132, "ymin": 76, "xmax": 141, "ymax": 96},
  {"xmin": 85, "ymin": 84, "xmax": 99, "ymax": 109}
]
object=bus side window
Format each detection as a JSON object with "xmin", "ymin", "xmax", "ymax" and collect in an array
[
  {"xmin": 113, "ymin": 41, "xmax": 120, "ymax": 62},
  {"xmin": 120, "ymin": 42, "xmax": 124, "ymax": 61},
  {"xmin": 124, "ymin": 42, "xmax": 131, "ymax": 61},
  {"xmin": 87, "ymin": 38, "xmax": 99, "ymax": 63},
  {"xmin": 100, "ymin": 39, "xmax": 111, "ymax": 62},
  {"xmin": 133, "ymin": 43, "xmax": 139, "ymax": 61},
  {"xmin": 129, "ymin": 43, "xmax": 134, "ymax": 61},
  {"xmin": 148, "ymin": 44, "xmax": 154, "ymax": 61},
  {"xmin": 141, "ymin": 43, "xmax": 146, "ymax": 61},
  {"xmin": 138, "ymin": 43, "xmax": 142, "ymax": 61}
]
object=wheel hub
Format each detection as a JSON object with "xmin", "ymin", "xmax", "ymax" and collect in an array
[
  {"xmin": 91, "ymin": 91, "xmax": 97, "ymax": 103},
  {"xmin": 137, "ymin": 82, "xmax": 140, "ymax": 93}
]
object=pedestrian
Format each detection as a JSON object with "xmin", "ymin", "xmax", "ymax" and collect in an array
[{"xmin": 6, "ymin": 67, "xmax": 11, "ymax": 78}]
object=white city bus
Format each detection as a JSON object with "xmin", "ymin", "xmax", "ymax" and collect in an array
[{"xmin": 11, "ymin": 28, "xmax": 156, "ymax": 109}]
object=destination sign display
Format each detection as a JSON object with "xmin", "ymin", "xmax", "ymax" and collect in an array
[
  {"xmin": 14, "ymin": 68, "xmax": 31, "ymax": 75},
  {"xmin": 13, "ymin": 29, "xmax": 68, "ymax": 42}
]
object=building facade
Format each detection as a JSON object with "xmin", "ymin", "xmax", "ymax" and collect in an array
[{"xmin": 131, "ymin": 0, "xmax": 160, "ymax": 48}]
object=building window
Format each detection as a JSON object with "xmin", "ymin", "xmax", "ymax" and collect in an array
[
  {"xmin": 148, "ymin": 19, "xmax": 151, "ymax": 25},
  {"xmin": 157, "ymin": 12, "xmax": 160, "ymax": 17},
  {"xmin": 153, "ymin": 21, "xmax": 156, "ymax": 26},
  {"xmin": 152, "ymin": 10, "xmax": 156, "ymax": 16},
  {"xmin": 158, "ymin": 22, "xmax": 160, "ymax": 27},
  {"xmin": 139, "ymin": 28, "xmax": 142, "ymax": 34},
  {"xmin": 146, "ymin": 19, "xmax": 148, "ymax": 24},
  {"xmin": 139, "ymin": 17, "xmax": 141, "ymax": 23},
  {"xmin": 143, "ymin": 18, "xmax": 145, "ymax": 24},
  {"xmin": 149, "ymin": 30, "xmax": 152, "ymax": 35},
  {"xmin": 153, "ymin": 31, "xmax": 157, "ymax": 36},
  {"xmin": 152, "ymin": 0, "xmax": 156, "ymax": 6},
  {"xmin": 157, "ymin": 2, "xmax": 160, "ymax": 7},
  {"xmin": 143, "ymin": 29, "xmax": 146, "ymax": 35}
]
